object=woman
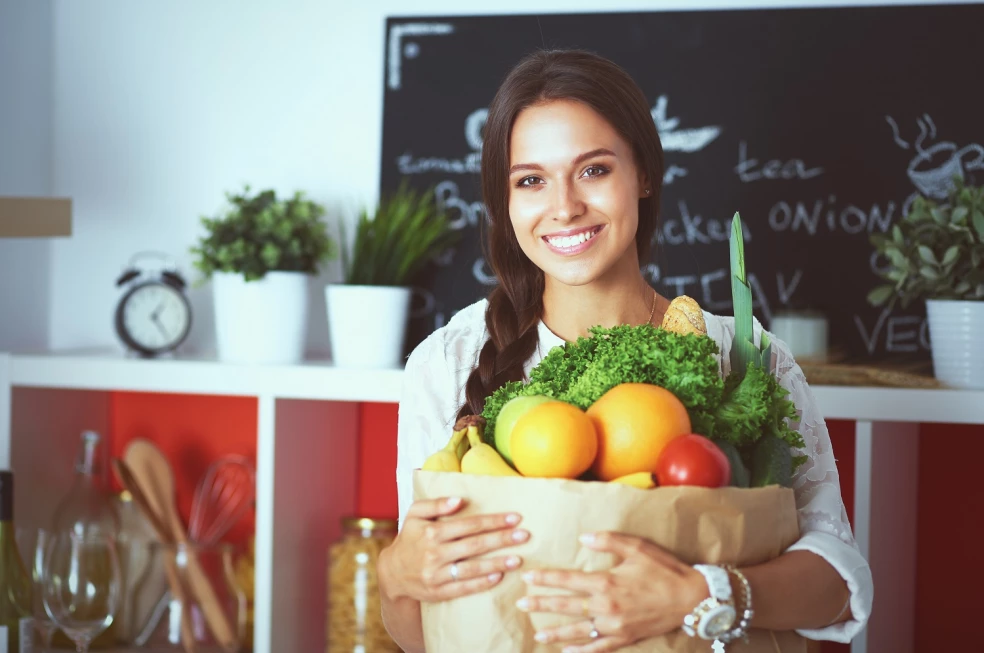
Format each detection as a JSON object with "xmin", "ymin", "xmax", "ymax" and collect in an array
[{"xmin": 378, "ymin": 49, "xmax": 873, "ymax": 652}]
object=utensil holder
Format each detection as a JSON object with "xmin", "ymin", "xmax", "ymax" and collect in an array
[{"xmin": 139, "ymin": 542, "xmax": 247, "ymax": 652}]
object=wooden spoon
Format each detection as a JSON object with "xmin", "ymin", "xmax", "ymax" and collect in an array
[
  {"xmin": 112, "ymin": 457, "xmax": 197, "ymax": 653},
  {"xmin": 124, "ymin": 439, "xmax": 239, "ymax": 650}
]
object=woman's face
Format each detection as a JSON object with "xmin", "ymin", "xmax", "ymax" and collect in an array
[{"xmin": 508, "ymin": 99, "xmax": 648, "ymax": 288}]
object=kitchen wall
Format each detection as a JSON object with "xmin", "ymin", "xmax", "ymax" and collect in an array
[
  {"xmin": 0, "ymin": 0, "xmax": 53, "ymax": 351},
  {"xmin": 1, "ymin": 0, "xmax": 952, "ymax": 356}
]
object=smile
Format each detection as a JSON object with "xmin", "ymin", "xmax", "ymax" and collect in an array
[{"xmin": 542, "ymin": 226, "xmax": 604, "ymax": 255}]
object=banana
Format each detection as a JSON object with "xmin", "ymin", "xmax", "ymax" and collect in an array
[
  {"xmin": 458, "ymin": 415, "xmax": 522, "ymax": 477},
  {"xmin": 421, "ymin": 423, "xmax": 470, "ymax": 472},
  {"xmin": 660, "ymin": 295, "xmax": 707, "ymax": 336},
  {"xmin": 609, "ymin": 471, "xmax": 657, "ymax": 488}
]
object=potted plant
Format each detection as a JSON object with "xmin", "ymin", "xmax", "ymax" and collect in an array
[
  {"xmin": 868, "ymin": 177, "xmax": 984, "ymax": 388},
  {"xmin": 191, "ymin": 185, "xmax": 336, "ymax": 364},
  {"xmin": 326, "ymin": 181, "xmax": 459, "ymax": 369}
]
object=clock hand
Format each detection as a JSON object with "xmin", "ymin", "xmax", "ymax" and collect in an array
[{"xmin": 152, "ymin": 313, "xmax": 169, "ymax": 339}]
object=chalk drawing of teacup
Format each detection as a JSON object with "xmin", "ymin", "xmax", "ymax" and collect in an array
[{"xmin": 908, "ymin": 141, "xmax": 984, "ymax": 199}]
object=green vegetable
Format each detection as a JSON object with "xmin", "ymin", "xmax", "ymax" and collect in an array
[
  {"xmin": 749, "ymin": 434, "xmax": 793, "ymax": 488},
  {"xmin": 713, "ymin": 439, "xmax": 750, "ymax": 488}
]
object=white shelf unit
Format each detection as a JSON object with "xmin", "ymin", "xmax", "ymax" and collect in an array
[{"xmin": 3, "ymin": 349, "xmax": 984, "ymax": 653}]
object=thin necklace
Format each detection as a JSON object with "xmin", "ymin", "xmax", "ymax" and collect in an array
[{"xmin": 647, "ymin": 289, "xmax": 658, "ymax": 325}]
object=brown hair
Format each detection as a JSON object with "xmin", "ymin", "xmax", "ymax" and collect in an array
[{"xmin": 457, "ymin": 49, "xmax": 665, "ymax": 419}]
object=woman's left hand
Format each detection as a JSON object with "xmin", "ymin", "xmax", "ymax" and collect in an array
[{"xmin": 515, "ymin": 531, "xmax": 708, "ymax": 653}]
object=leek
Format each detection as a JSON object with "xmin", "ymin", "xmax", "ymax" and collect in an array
[{"xmin": 729, "ymin": 212, "xmax": 772, "ymax": 379}]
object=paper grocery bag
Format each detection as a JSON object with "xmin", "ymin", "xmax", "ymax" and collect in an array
[{"xmin": 413, "ymin": 470, "xmax": 806, "ymax": 653}]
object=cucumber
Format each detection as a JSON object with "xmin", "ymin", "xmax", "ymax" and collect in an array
[
  {"xmin": 712, "ymin": 439, "xmax": 750, "ymax": 489},
  {"xmin": 750, "ymin": 435, "xmax": 793, "ymax": 488}
]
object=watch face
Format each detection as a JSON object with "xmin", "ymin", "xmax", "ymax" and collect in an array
[
  {"xmin": 117, "ymin": 282, "xmax": 191, "ymax": 354},
  {"xmin": 699, "ymin": 605, "xmax": 737, "ymax": 638}
]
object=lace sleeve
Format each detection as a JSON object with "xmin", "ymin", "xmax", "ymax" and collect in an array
[{"xmin": 772, "ymin": 338, "xmax": 874, "ymax": 643}]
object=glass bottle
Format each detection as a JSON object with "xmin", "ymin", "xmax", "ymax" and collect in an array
[
  {"xmin": 49, "ymin": 431, "xmax": 122, "ymax": 649},
  {"xmin": 51, "ymin": 431, "xmax": 121, "ymax": 538},
  {"xmin": 0, "ymin": 471, "xmax": 34, "ymax": 653},
  {"xmin": 327, "ymin": 517, "xmax": 400, "ymax": 653}
]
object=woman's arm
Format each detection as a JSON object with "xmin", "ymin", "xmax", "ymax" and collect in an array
[{"xmin": 379, "ymin": 554, "xmax": 425, "ymax": 653}]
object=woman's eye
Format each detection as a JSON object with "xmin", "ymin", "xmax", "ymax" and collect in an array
[
  {"xmin": 517, "ymin": 176, "xmax": 543, "ymax": 188},
  {"xmin": 582, "ymin": 165, "xmax": 609, "ymax": 178}
]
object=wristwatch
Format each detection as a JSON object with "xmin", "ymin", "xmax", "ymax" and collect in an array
[{"xmin": 682, "ymin": 564, "xmax": 737, "ymax": 641}]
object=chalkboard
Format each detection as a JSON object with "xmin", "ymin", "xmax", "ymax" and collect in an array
[{"xmin": 379, "ymin": 3, "xmax": 984, "ymax": 363}]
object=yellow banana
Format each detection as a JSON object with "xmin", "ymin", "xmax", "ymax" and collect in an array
[
  {"xmin": 609, "ymin": 471, "xmax": 657, "ymax": 488},
  {"xmin": 422, "ymin": 424, "xmax": 470, "ymax": 472},
  {"xmin": 660, "ymin": 295, "xmax": 707, "ymax": 336},
  {"xmin": 458, "ymin": 416, "xmax": 522, "ymax": 477}
]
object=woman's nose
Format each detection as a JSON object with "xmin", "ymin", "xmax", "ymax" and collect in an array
[{"xmin": 551, "ymin": 180, "xmax": 585, "ymax": 222}]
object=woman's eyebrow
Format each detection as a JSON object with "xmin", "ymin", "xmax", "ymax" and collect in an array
[{"xmin": 509, "ymin": 147, "xmax": 617, "ymax": 174}]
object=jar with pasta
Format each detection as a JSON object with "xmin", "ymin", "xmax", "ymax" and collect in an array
[{"xmin": 327, "ymin": 517, "xmax": 400, "ymax": 653}]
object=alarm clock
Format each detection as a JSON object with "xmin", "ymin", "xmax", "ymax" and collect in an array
[{"xmin": 114, "ymin": 251, "xmax": 192, "ymax": 357}]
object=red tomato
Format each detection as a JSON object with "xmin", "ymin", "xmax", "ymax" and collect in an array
[{"xmin": 655, "ymin": 434, "xmax": 731, "ymax": 488}]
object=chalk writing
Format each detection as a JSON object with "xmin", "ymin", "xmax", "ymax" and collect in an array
[
  {"xmin": 659, "ymin": 201, "xmax": 752, "ymax": 246},
  {"xmin": 768, "ymin": 197, "xmax": 896, "ymax": 235},
  {"xmin": 887, "ymin": 113, "xmax": 984, "ymax": 199},
  {"xmin": 854, "ymin": 307, "xmax": 931, "ymax": 355},
  {"xmin": 388, "ymin": 23, "xmax": 455, "ymax": 90},
  {"xmin": 434, "ymin": 180, "xmax": 485, "ymax": 230},
  {"xmin": 652, "ymin": 95, "xmax": 722, "ymax": 153},
  {"xmin": 735, "ymin": 141, "xmax": 823, "ymax": 182},
  {"xmin": 644, "ymin": 263, "xmax": 775, "ymax": 323}
]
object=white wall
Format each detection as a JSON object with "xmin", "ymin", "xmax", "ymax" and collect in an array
[
  {"xmin": 0, "ymin": 0, "xmax": 53, "ymax": 352},
  {"xmin": 2, "ymin": 0, "xmax": 972, "ymax": 355}
]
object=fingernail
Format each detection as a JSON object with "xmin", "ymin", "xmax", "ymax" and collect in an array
[
  {"xmin": 488, "ymin": 572, "xmax": 502, "ymax": 583},
  {"xmin": 512, "ymin": 529, "xmax": 529, "ymax": 542},
  {"xmin": 515, "ymin": 597, "xmax": 530, "ymax": 611},
  {"xmin": 579, "ymin": 532, "xmax": 595, "ymax": 545},
  {"xmin": 562, "ymin": 647, "xmax": 577, "ymax": 653},
  {"xmin": 505, "ymin": 556, "xmax": 521, "ymax": 568},
  {"xmin": 521, "ymin": 571, "xmax": 535, "ymax": 583},
  {"xmin": 446, "ymin": 497, "xmax": 461, "ymax": 508},
  {"xmin": 505, "ymin": 513, "xmax": 521, "ymax": 525},
  {"xmin": 534, "ymin": 632, "xmax": 549, "ymax": 643}
]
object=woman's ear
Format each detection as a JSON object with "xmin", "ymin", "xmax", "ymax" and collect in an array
[{"xmin": 638, "ymin": 172, "xmax": 652, "ymax": 199}]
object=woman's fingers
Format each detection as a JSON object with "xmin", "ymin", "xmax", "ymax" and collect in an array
[
  {"xmin": 522, "ymin": 569, "xmax": 611, "ymax": 595},
  {"xmin": 406, "ymin": 496, "xmax": 465, "ymax": 520},
  {"xmin": 426, "ymin": 554, "xmax": 523, "ymax": 588},
  {"xmin": 436, "ymin": 526, "xmax": 530, "ymax": 565},
  {"xmin": 432, "ymin": 568, "xmax": 506, "ymax": 601},
  {"xmin": 426, "ymin": 511, "xmax": 522, "ymax": 543}
]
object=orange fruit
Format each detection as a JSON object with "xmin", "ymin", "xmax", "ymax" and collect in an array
[
  {"xmin": 586, "ymin": 383, "xmax": 691, "ymax": 481},
  {"xmin": 510, "ymin": 401, "xmax": 598, "ymax": 479}
]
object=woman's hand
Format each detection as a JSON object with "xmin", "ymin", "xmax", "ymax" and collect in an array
[
  {"xmin": 379, "ymin": 496, "xmax": 529, "ymax": 603},
  {"xmin": 515, "ymin": 532, "xmax": 707, "ymax": 653}
]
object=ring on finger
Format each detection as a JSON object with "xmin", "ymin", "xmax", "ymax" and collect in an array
[
  {"xmin": 450, "ymin": 562, "xmax": 460, "ymax": 581},
  {"xmin": 588, "ymin": 619, "xmax": 600, "ymax": 639},
  {"xmin": 581, "ymin": 597, "xmax": 589, "ymax": 617}
]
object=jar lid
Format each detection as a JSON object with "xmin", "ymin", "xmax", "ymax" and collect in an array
[{"xmin": 342, "ymin": 517, "xmax": 397, "ymax": 531}]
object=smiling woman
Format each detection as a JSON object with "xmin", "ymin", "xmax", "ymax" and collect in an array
[{"xmin": 379, "ymin": 49, "xmax": 872, "ymax": 653}]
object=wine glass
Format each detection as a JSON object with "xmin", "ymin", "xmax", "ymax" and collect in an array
[
  {"xmin": 41, "ymin": 531, "xmax": 122, "ymax": 653},
  {"xmin": 15, "ymin": 527, "xmax": 59, "ymax": 652}
]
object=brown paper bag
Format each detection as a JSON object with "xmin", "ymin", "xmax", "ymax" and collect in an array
[{"xmin": 413, "ymin": 470, "xmax": 806, "ymax": 653}]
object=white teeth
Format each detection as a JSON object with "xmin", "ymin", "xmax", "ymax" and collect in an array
[{"xmin": 546, "ymin": 228, "xmax": 598, "ymax": 249}]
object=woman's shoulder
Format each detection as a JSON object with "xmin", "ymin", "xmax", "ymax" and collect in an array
[{"xmin": 404, "ymin": 297, "xmax": 489, "ymax": 376}]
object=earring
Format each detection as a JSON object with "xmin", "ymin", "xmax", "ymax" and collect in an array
[{"xmin": 645, "ymin": 189, "xmax": 651, "ymax": 195}]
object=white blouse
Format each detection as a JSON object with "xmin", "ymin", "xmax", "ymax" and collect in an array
[{"xmin": 396, "ymin": 298, "xmax": 873, "ymax": 643}]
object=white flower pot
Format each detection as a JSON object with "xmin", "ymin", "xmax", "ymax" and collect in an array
[
  {"xmin": 925, "ymin": 299, "xmax": 984, "ymax": 389},
  {"xmin": 213, "ymin": 271, "xmax": 310, "ymax": 364},
  {"xmin": 325, "ymin": 284, "xmax": 412, "ymax": 369}
]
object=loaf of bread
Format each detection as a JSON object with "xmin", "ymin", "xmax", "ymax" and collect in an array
[{"xmin": 660, "ymin": 295, "xmax": 707, "ymax": 336}]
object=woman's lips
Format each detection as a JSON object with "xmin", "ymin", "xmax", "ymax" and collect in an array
[{"xmin": 541, "ymin": 225, "xmax": 604, "ymax": 256}]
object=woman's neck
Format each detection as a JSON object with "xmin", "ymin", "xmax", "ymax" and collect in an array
[{"xmin": 541, "ymin": 264, "xmax": 670, "ymax": 342}]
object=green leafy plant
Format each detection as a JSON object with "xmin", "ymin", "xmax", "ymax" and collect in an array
[
  {"xmin": 340, "ymin": 180, "xmax": 460, "ymax": 286},
  {"xmin": 190, "ymin": 185, "xmax": 336, "ymax": 282},
  {"xmin": 868, "ymin": 177, "xmax": 984, "ymax": 309}
]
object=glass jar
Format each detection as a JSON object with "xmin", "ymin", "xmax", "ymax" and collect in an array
[
  {"xmin": 139, "ymin": 542, "xmax": 247, "ymax": 652},
  {"xmin": 328, "ymin": 517, "xmax": 400, "ymax": 653}
]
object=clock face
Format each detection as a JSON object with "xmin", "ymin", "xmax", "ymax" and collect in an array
[{"xmin": 117, "ymin": 282, "xmax": 191, "ymax": 354}]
